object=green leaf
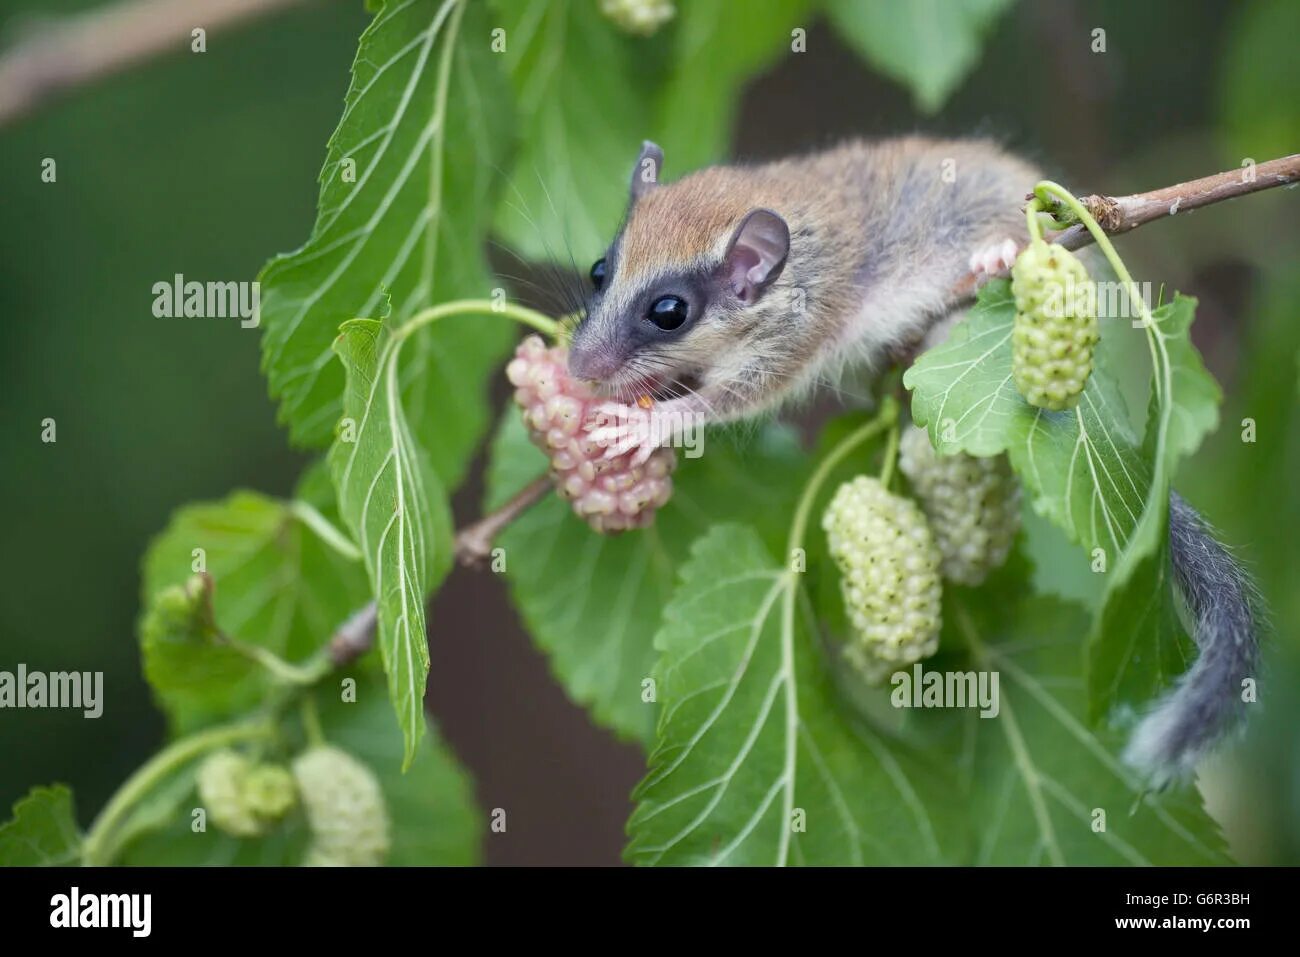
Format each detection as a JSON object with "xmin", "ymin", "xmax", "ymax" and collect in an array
[
  {"xmin": 138, "ymin": 575, "xmax": 257, "ymax": 729},
  {"xmin": 329, "ymin": 318, "xmax": 454, "ymax": 769},
  {"xmin": 0, "ymin": 785, "xmax": 82, "ymax": 866},
  {"xmin": 485, "ymin": 412, "xmax": 806, "ymax": 744},
  {"xmin": 627, "ymin": 525, "xmax": 960, "ymax": 865},
  {"xmin": 825, "ymin": 0, "xmax": 1014, "ymax": 113},
  {"xmin": 652, "ymin": 0, "xmax": 812, "ymax": 172},
  {"xmin": 490, "ymin": 0, "xmax": 670, "ymax": 262},
  {"xmin": 1152, "ymin": 298, "xmax": 1222, "ymax": 470},
  {"xmin": 1019, "ymin": 503, "xmax": 1105, "ymax": 610},
  {"xmin": 1087, "ymin": 529, "xmax": 1190, "ymax": 715},
  {"xmin": 491, "ymin": 1, "xmax": 813, "ymax": 263},
  {"xmin": 259, "ymin": 0, "xmax": 515, "ymax": 490},
  {"xmin": 120, "ymin": 677, "xmax": 481, "ymax": 865},
  {"xmin": 142, "ymin": 491, "xmax": 371, "ymax": 730},
  {"xmin": 952, "ymin": 593, "xmax": 1231, "ymax": 865}
]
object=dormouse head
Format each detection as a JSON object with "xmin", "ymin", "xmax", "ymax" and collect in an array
[{"xmin": 567, "ymin": 141, "xmax": 792, "ymax": 406}]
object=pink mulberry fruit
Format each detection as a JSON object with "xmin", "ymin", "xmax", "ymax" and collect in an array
[{"xmin": 507, "ymin": 336, "xmax": 675, "ymax": 533}]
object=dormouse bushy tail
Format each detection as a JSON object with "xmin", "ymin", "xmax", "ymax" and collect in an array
[{"xmin": 1123, "ymin": 492, "xmax": 1262, "ymax": 785}]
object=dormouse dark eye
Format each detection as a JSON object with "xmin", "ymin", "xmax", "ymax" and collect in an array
[
  {"xmin": 647, "ymin": 295, "xmax": 689, "ymax": 331},
  {"xmin": 590, "ymin": 258, "xmax": 607, "ymax": 291}
]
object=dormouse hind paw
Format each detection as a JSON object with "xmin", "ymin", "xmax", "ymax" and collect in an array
[{"xmin": 968, "ymin": 237, "xmax": 1021, "ymax": 286}]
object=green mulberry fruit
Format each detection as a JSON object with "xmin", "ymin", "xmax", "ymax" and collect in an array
[
  {"xmin": 196, "ymin": 750, "xmax": 296, "ymax": 838},
  {"xmin": 197, "ymin": 751, "xmax": 259, "ymax": 838},
  {"xmin": 822, "ymin": 476, "xmax": 943, "ymax": 685},
  {"xmin": 293, "ymin": 745, "xmax": 390, "ymax": 867},
  {"xmin": 898, "ymin": 425, "xmax": 1021, "ymax": 586},
  {"xmin": 242, "ymin": 764, "xmax": 297, "ymax": 821},
  {"xmin": 1011, "ymin": 240, "xmax": 1099, "ymax": 411}
]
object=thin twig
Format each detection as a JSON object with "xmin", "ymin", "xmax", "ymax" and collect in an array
[
  {"xmin": 328, "ymin": 602, "xmax": 378, "ymax": 667},
  {"xmin": 327, "ymin": 473, "xmax": 553, "ymax": 656},
  {"xmin": 949, "ymin": 153, "xmax": 1300, "ymax": 299},
  {"xmin": 1060, "ymin": 154, "xmax": 1300, "ymax": 241},
  {"xmin": 454, "ymin": 474, "xmax": 552, "ymax": 567},
  {"xmin": 0, "ymin": 0, "xmax": 313, "ymax": 128}
]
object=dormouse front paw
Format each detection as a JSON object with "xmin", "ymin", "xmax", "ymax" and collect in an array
[{"xmin": 587, "ymin": 401, "xmax": 662, "ymax": 467}]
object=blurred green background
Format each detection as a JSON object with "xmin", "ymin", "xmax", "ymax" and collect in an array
[{"xmin": 1, "ymin": 0, "xmax": 1296, "ymax": 864}]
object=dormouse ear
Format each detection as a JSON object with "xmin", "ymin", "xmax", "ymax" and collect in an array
[
  {"xmin": 629, "ymin": 140, "xmax": 664, "ymax": 201},
  {"xmin": 723, "ymin": 208, "xmax": 790, "ymax": 304}
]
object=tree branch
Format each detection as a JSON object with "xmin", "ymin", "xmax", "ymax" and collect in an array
[
  {"xmin": 1060, "ymin": 154, "xmax": 1300, "ymax": 241},
  {"xmin": 0, "ymin": 0, "xmax": 313, "ymax": 129},
  {"xmin": 454, "ymin": 474, "xmax": 552, "ymax": 567},
  {"xmin": 949, "ymin": 153, "xmax": 1300, "ymax": 299}
]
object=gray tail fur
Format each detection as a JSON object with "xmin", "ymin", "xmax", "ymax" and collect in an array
[{"xmin": 1122, "ymin": 491, "xmax": 1262, "ymax": 785}]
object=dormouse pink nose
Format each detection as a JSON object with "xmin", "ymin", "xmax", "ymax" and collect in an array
[{"xmin": 567, "ymin": 341, "xmax": 624, "ymax": 383}]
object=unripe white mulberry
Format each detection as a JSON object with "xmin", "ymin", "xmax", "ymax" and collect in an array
[
  {"xmin": 1011, "ymin": 241, "xmax": 1099, "ymax": 411},
  {"xmin": 292, "ymin": 745, "xmax": 389, "ymax": 867},
  {"xmin": 822, "ymin": 476, "xmax": 943, "ymax": 685},
  {"xmin": 507, "ymin": 335, "xmax": 676, "ymax": 533},
  {"xmin": 898, "ymin": 425, "xmax": 1021, "ymax": 586},
  {"xmin": 197, "ymin": 751, "xmax": 259, "ymax": 838},
  {"xmin": 600, "ymin": 0, "xmax": 675, "ymax": 36},
  {"xmin": 196, "ymin": 750, "xmax": 296, "ymax": 838}
]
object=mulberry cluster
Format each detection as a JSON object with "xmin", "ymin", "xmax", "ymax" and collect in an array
[
  {"xmin": 822, "ymin": 476, "xmax": 943, "ymax": 685},
  {"xmin": 196, "ymin": 749, "xmax": 296, "ymax": 839},
  {"xmin": 898, "ymin": 425, "xmax": 1021, "ymax": 586},
  {"xmin": 292, "ymin": 745, "xmax": 390, "ymax": 867},
  {"xmin": 1011, "ymin": 241, "xmax": 1099, "ymax": 411},
  {"xmin": 507, "ymin": 335, "xmax": 675, "ymax": 533}
]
